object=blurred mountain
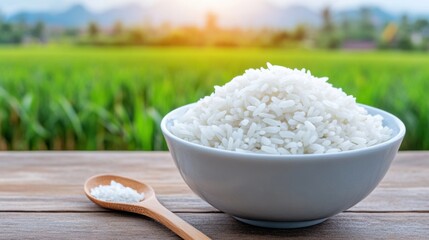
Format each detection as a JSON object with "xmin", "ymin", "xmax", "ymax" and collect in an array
[
  {"xmin": 273, "ymin": 5, "xmax": 321, "ymax": 28},
  {"xmin": 9, "ymin": 4, "xmax": 94, "ymax": 27},
  {"xmin": 5, "ymin": 2, "xmax": 428, "ymax": 29},
  {"xmin": 148, "ymin": 0, "xmax": 206, "ymax": 26},
  {"xmin": 215, "ymin": 2, "xmax": 320, "ymax": 28},
  {"xmin": 335, "ymin": 6, "xmax": 398, "ymax": 27},
  {"xmin": 8, "ymin": 3, "xmax": 147, "ymax": 27},
  {"xmin": 96, "ymin": 3, "xmax": 148, "ymax": 26}
]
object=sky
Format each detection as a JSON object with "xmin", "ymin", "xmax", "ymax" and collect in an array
[{"xmin": 0, "ymin": 0, "xmax": 428, "ymax": 16}]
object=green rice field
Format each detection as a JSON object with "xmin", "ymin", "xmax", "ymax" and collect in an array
[{"xmin": 0, "ymin": 46, "xmax": 427, "ymax": 150}]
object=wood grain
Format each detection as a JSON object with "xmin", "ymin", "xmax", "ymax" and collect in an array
[
  {"xmin": 1, "ymin": 212, "xmax": 428, "ymax": 240},
  {"xmin": 0, "ymin": 151, "xmax": 428, "ymax": 239},
  {"xmin": 2, "ymin": 188, "xmax": 429, "ymax": 213},
  {"xmin": 1, "ymin": 152, "xmax": 428, "ymax": 212}
]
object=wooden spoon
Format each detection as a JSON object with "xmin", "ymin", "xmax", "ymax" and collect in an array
[{"xmin": 84, "ymin": 174, "xmax": 211, "ymax": 240}]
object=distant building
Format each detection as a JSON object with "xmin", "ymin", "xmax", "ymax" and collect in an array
[
  {"xmin": 411, "ymin": 32, "xmax": 423, "ymax": 46},
  {"xmin": 342, "ymin": 40, "xmax": 377, "ymax": 50},
  {"xmin": 411, "ymin": 27, "xmax": 429, "ymax": 49}
]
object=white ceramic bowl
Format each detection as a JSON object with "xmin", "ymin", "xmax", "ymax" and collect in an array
[{"xmin": 161, "ymin": 104, "xmax": 405, "ymax": 228}]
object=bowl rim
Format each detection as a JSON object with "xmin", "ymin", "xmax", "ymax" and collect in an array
[{"xmin": 160, "ymin": 103, "xmax": 406, "ymax": 160}]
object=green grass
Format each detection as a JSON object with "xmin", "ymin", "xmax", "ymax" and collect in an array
[{"xmin": 0, "ymin": 46, "xmax": 427, "ymax": 150}]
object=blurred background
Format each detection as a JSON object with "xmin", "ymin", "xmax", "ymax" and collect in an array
[{"xmin": 0, "ymin": 0, "xmax": 428, "ymax": 151}]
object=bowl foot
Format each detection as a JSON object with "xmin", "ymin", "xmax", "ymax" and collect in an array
[{"xmin": 233, "ymin": 216, "xmax": 328, "ymax": 229}]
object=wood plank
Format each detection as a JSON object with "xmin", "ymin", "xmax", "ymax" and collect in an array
[
  {"xmin": 0, "ymin": 152, "xmax": 428, "ymax": 189},
  {"xmin": 0, "ymin": 152, "xmax": 192, "ymax": 195},
  {"xmin": 1, "ymin": 152, "xmax": 428, "ymax": 239},
  {"xmin": 0, "ymin": 152, "xmax": 192, "ymax": 214},
  {"xmin": 0, "ymin": 152, "xmax": 427, "ymax": 191},
  {"xmin": 1, "ymin": 187, "xmax": 429, "ymax": 213},
  {"xmin": 379, "ymin": 151, "xmax": 429, "ymax": 188},
  {"xmin": 1, "ymin": 212, "xmax": 428, "ymax": 239},
  {"xmin": 1, "ymin": 152, "xmax": 429, "ymax": 213},
  {"xmin": 350, "ymin": 188, "xmax": 429, "ymax": 212},
  {"xmin": 0, "ymin": 195, "xmax": 216, "ymax": 213}
]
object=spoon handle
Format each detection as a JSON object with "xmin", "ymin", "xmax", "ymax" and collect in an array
[{"xmin": 139, "ymin": 198, "xmax": 211, "ymax": 240}]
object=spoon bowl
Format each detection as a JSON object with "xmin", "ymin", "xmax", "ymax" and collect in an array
[
  {"xmin": 84, "ymin": 174, "xmax": 210, "ymax": 240},
  {"xmin": 84, "ymin": 174, "xmax": 155, "ymax": 211}
]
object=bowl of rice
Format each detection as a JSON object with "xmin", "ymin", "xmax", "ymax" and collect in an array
[{"xmin": 160, "ymin": 64, "xmax": 405, "ymax": 228}]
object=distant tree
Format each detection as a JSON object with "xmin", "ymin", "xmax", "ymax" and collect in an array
[
  {"xmin": 380, "ymin": 23, "xmax": 398, "ymax": 47},
  {"xmin": 359, "ymin": 7, "xmax": 375, "ymax": 40},
  {"xmin": 0, "ymin": 14, "xmax": 3, "ymax": 37},
  {"xmin": 319, "ymin": 7, "xmax": 340, "ymax": 49},
  {"xmin": 31, "ymin": 21, "xmax": 45, "ymax": 42},
  {"xmin": 63, "ymin": 28, "xmax": 80, "ymax": 38},
  {"xmin": 205, "ymin": 12, "xmax": 218, "ymax": 32},
  {"xmin": 398, "ymin": 15, "xmax": 412, "ymax": 50},
  {"xmin": 112, "ymin": 21, "xmax": 124, "ymax": 36},
  {"xmin": 87, "ymin": 22, "xmax": 100, "ymax": 39},
  {"xmin": 293, "ymin": 25, "xmax": 307, "ymax": 41},
  {"xmin": 414, "ymin": 18, "xmax": 429, "ymax": 32},
  {"xmin": 399, "ymin": 15, "xmax": 411, "ymax": 33},
  {"xmin": 0, "ymin": 22, "xmax": 12, "ymax": 43},
  {"xmin": 321, "ymin": 7, "xmax": 334, "ymax": 34},
  {"xmin": 341, "ymin": 15, "xmax": 351, "ymax": 40},
  {"xmin": 0, "ymin": 13, "xmax": 13, "ymax": 43},
  {"xmin": 129, "ymin": 28, "xmax": 144, "ymax": 44},
  {"xmin": 271, "ymin": 31, "xmax": 291, "ymax": 46},
  {"xmin": 13, "ymin": 17, "xmax": 28, "ymax": 43}
]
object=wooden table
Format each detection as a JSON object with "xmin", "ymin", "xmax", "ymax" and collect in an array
[{"xmin": 0, "ymin": 152, "xmax": 428, "ymax": 239}]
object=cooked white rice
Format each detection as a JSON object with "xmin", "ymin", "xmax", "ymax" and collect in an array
[{"xmin": 170, "ymin": 63, "xmax": 392, "ymax": 154}]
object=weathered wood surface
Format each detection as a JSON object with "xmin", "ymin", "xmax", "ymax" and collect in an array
[{"xmin": 0, "ymin": 151, "xmax": 428, "ymax": 239}]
